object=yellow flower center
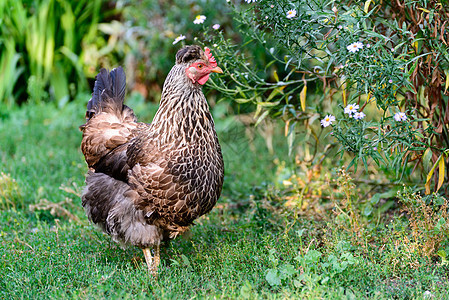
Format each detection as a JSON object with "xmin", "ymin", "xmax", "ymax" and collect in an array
[{"xmin": 325, "ymin": 118, "xmax": 330, "ymax": 122}]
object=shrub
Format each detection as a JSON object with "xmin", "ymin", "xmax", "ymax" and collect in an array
[{"xmin": 202, "ymin": 0, "xmax": 449, "ymax": 192}]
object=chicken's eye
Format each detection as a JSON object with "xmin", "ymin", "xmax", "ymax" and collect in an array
[{"xmin": 197, "ymin": 64, "xmax": 204, "ymax": 69}]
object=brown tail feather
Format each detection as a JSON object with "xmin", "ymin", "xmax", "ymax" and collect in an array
[
  {"xmin": 86, "ymin": 67, "xmax": 127, "ymax": 120},
  {"xmin": 80, "ymin": 66, "xmax": 139, "ymax": 167}
]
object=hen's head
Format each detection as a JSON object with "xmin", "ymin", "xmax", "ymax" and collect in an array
[{"xmin": 176, "ymin": 45, "xmax": 223, "ymax": 85}]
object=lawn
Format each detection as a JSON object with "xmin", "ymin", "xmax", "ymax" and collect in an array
[{"xmin": 0, "ymin": 99, "xmax": 448, "ymax": 299}]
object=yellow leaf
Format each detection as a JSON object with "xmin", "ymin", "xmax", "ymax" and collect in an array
[
  {"xmin": 340, "ymin": 75, "xmax": 347, "ymax": 106},
  {"xmin": 283, "ymin": 180, "xmax": 293, "ymax": 186},
  {"xmin": 300, "ymin": 85, "xmax": 307, "ymax": 112},
  {"xmin": 273, "ymin": 70, "xmax": 279, "ymax": 82},
  {"xmin": 285, "ymin": 120, "xmax": 290, "ymax": 136},
  {"xmin": 425, "ymin": 154, "xmax": 442, "ymax": 195},
  {"xmin": 364, "ymin": 0, "xmax": 373, "ymax": 14},
  {"xmin": 366, "ymin": 92, "xmax": 372, "ymax": 102},
  {"xmin": 257, "ymin": 101, "xmax": 279, "ymax": 107},
  {"xmin": 417, "ymin": 7, "xmax": 430, "ymax": 13},
  {"xmin": 437, "ymin": 156, "xmax": 445, "ymax": 192}
]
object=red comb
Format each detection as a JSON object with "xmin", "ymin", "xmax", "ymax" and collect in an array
[{"xmin": 204, "ymin": 47, "xmax": 217, "ymax": 67}]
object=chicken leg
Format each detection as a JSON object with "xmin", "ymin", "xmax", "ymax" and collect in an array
[{"xmin": 143, "ymin": 244, "xmax": 160, "ymax": 275}]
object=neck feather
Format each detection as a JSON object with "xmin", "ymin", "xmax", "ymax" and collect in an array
[{"xmin": 150, "ymin": 65, "xmax": 215, "ymax": 145}]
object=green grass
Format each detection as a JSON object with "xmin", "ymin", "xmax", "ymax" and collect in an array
[{"xmin": 0, "ymin": 100, "xmax": 448, "ymax": 299}]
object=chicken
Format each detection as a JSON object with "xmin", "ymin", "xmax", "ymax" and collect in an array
[{"xmin": 79, "ymin": 45, "xmax": 224, "ymax": 274}]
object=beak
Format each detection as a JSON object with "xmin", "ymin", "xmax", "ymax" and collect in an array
[{"xmin": 210, "ymin": 66, "xmax": 223, "ymax": 74}]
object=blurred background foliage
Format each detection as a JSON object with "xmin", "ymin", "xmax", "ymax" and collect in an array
[
  {"xmin": 0, "ymin": 0, "xmax": 239, "ymax": 105},
  {"xmin": 1, "ymin": 0, "xmax": 448, "ymax": 197},
  {"xmin": 0, "ymin": 0, "xmax": 105, "ymax": 106}
]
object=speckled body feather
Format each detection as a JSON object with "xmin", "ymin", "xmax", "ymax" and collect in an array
[{"xmin": 80, "ymin": 46, "xmax": 224, "ymax": 248}]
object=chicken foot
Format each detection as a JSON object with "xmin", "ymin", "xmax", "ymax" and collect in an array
[{"xmin": 142, "ymin": 244, "xmax": 160, "ymax": 276}]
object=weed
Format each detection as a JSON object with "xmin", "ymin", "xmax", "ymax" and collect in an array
[
  {"xmin": 29, "ymin": 198, "xmax": 80, "ymax": 223},
  {"xmin": 398, "ymin": 187, "xmax": 449, "ymax": 259},
  {"xmin": 0, "ymin": 172, "xmax": 23, "ymax": 210},
  {"xmin": 331, "ymin": 169, "xmax": 364, "ymax": 242}
]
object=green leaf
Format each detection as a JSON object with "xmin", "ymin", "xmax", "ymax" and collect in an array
[
  {"xmin": 445, "ymin": 70, "xmax": 449, "ymax": 93},
  {"xmin": 255, "ymin": 110, "xmax": 269, "ymax": 127},
  {"xmin": 234, "ymin": 98, "xmax": 252, "ymax": 104},
  {"xmin": 279, "ymin": 263, "xmax": 297, "ymax": 277},
  {"xmin": 287, "ymin": 122, "xmax": 296, "ymax": 156},
  {"xmin": 239, "ymin": 281, "xmax": 253, "ymax": 298},
  {"xmin": 437, "ymin": 250, "xmax": 447, "ymax": 259},
  {"xmin": 370, "ymin": 193, "xmax": 381, "ymax": 205},
  {"xmin": 180, "ymin": 254, "xmax": 192, "ymax": 269},
  {"xmin": 266, "ymin": 86, "xmax": 285, "ymax": 102},
  {"xmin": 363, "ymin": 204, "xmax": 373, "ymax": 216},
  {"xmin": 293, "ymin": 279, "xmax": 303, "ymax": 288},
  {"xmin": 304, "ymin": 250, "xmax": 322, "ymax": 265},
  {"xmin": 266, "ymin": 269, "xmax": 281, "ymax": 286},
  {"xmin": 296, "ymin": 229, "xmax": 306, "ymax": 237},
  {"xmin": 438, "ymin": 250, "xmax": 448, "ymax": 266},
  {"xmin": 169, "ymin": 258, "xmax": 180, "ymax": 266},
  {"xmin": 435, "ymin": 217, "xmax": 446, "ymax": 232}
]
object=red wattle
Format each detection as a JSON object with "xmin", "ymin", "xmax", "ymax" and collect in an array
[{"xmin": 197, "ymin": 74, "xmax": 210, "ymax": 85}]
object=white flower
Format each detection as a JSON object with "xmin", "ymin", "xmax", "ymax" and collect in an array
[
  {"xmin": 321, "ymin": 114, "xmax": 336, "ymax": 127},
  {"xmin": 286, "ymin": 9, "xmax": 297, "ymax": 19},
  {"xmin": 172, "ymin": 34, "xmax": 186, "ymax": 45},
  {"xmin": 193, "ymin": 15, "xmax": 206, "ymax": 24},
  {"xmin": 394, "ymin": 112, "xmax": 407, "ymax": 122},
  {"xmin": 353, "ymin": 112, "xmax": 366, "ymax": 120},
  {"xmin": 344, "ymin": 103, "xmax": 359, "ymax": 116},
  {"xmin": 346, "ymin": 42, "xmax": 364, "ymax": 53},
  {"xmin": 212, "ymin": 24, "xmax": 220, "ymax": 30}
]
